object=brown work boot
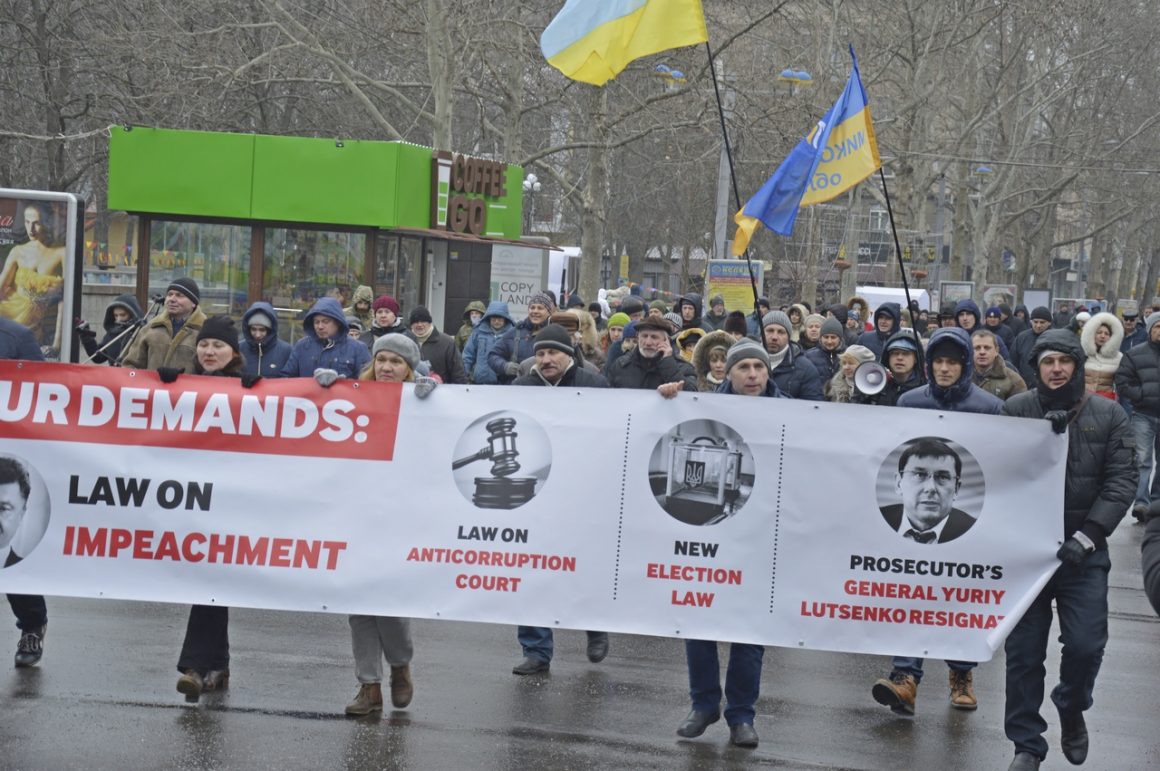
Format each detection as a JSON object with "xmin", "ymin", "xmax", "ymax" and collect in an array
[
  {"xmin": 344, "ymin": 682, "xmax": 383, "ymax": 716},
  {"xmin": 872, "ymin": 672, "xmax": 917, "ymax": 715},
  {"xmin": 176, "ymin": 669, "xmax": 204, "ymax": 703},
  {"xmin": 949, "ymin": 670, "xmax": 977, "ymax": 710},
  {"xmin": 390, "ymin": 665, "xmax": 413, "ymax": 708}
]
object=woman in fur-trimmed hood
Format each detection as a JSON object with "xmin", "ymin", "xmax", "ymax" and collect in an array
[
  {"xmin": 847, "ymin": 296, "xmax": 870, "ymax": 332},
  {"xmin": 691, "ymin": 330, "xmax": 734, "ymax": 392},
  {"xmin": 788, "ymin": 303, "xmax": 810, "ymax": 342},
  {"xmin": 1080, "ymin": 311, "xmax": 1123, "ymax": 400}
]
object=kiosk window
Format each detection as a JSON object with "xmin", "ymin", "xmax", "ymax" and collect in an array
[
  {"xmin": 263, "ymin": 227, "xmax": 365, "ymax": 337},
  {"xmin": 148, "ymin": 220, "xmax": 251, "ymax": 317}
]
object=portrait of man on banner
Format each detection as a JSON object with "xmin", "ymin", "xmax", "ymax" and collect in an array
[
  {"xmin": 877, "ymin": 437, "xmax": 983, "ymax": 545},
  {"xmin": 0, "ymin": 455, "xmax": 51, "ymax": 568}
]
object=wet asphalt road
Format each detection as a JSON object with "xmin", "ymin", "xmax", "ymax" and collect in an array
[{"xmin": 2, "ymin": 523, "xmax": 1158, "ymax": 770}]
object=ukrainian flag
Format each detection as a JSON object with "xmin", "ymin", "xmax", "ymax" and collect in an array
[
  {"xmin": 733, "ymin": 49, "xmax": 881, "ymax": 252},
  {"xmin": 541, "ymin": 0, "xmax": 709, "ymax": 87}
]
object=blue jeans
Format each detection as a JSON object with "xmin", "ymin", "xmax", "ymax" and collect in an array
[
  {"xmin": 517, "ymin": 627, "xmax": 604, "ymax": 663},
  {"xmin": 685, "ymin": 639, "xmax": 764, "ymax": 726},
  {"xmin": 1130, "ymin": 412, "xmax": 1160, "ymax": 507},
  {"xmin": 1004, "ymin": 549, "xmax": 1109, "ymax": 761},
  {"xmin": 891, "ymin": 656, "xmax": 975, "ymax": 684}
]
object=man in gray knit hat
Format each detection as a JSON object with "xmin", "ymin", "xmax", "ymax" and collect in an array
[
  {"xmin": 660, "ymin": 337, "xmax": 783, "ymax": 747},
  {"xmin": 760, "ymin": 310, "xmax": 823, "ymax": 400}
]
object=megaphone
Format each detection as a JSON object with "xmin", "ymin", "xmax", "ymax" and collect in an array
[{"xmin": 854, "ymin": 361, "xmax": 891, "ymax": 395}]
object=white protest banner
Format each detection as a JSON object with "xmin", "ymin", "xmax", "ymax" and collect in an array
[{"xmin": 0, "ymin": 362, "xmax": 1064, "ymax": 661}]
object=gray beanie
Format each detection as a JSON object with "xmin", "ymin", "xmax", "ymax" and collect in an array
[
  {"xmin": 1146, "ymin": 312, "xmax": 1160, "ymax": 335},
  {"xmin": 247, "ymin": 311, "xmax": 274, "ymax": 329},
  {"xmin": 372, "ymin": 333, "xmax": 420, "ymax": 371},
  {"xmin": 762, "ymin": 310, "xmax": 792, "ymax": 332},
  {"xmin": 725, "ymin": 338, "xmax": 770, "ymax": 374},
  {"xmin": 821, "ymin": 317, "xmax": 844, "ymax": 337}
]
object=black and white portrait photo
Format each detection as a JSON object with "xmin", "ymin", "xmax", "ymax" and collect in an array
[
  {"xmin": 0, "ymin": 454, "xmax": 50, "ymax": 567},
  {"xmin": 648, "ymin": 419, "xmax": 755, "ymax": 526},
  {"xmin": 876, "ymin": 437, "xmax": 984, "ymax": 544}
]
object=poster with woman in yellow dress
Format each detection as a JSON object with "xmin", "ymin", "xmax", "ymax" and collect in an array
[{"xmin": 0, "ymin": 199, "xmax": 66, "ymax": 356}]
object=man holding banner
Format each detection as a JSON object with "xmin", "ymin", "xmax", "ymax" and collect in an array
[{"xmin": 665, "ymin": 338, "xmax": 784, "ymax": 748}]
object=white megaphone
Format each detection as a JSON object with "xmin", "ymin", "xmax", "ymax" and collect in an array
[{"xmin": 854, "ymin": 361, "xmax": 891, "ymax": 395}]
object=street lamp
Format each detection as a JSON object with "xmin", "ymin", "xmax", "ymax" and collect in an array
[
  {"xmin": 522, "ymin": 173, "xmax": 541, "ymax": 233},
  {"xmin": 777, "ymin": 68, "xmax": 813, "ymax": 96}
]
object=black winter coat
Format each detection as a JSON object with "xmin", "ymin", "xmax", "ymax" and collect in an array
[
  {"xmin": 607, "ymin": 349, "xmax": 697, "ymax": 391},
  {"xmin": 514, "ymin": 363, "xmax": 609, "ymax": 388},
  {"xmin": 405, "ymin": 328, "xmax": 468, "ymax": 384},
  {"xmin": 1010, "ymin": 327, "xmax": 1045, "ymax": 384},
  {"xmin": 1115, "ymin": 341, "xmax": 1160, "ymax": 416},
  {"xmin": 1003, "ymin": 389, "xmax": 1136, "ymax": 548},
  {"xmin": 771, "ymin": 343, "xmax": 824, "ymax": 401}
]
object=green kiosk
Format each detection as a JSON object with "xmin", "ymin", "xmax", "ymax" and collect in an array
[{"xmin": 106, "ymin": 126, "xmax": 546, "ymax": 340}]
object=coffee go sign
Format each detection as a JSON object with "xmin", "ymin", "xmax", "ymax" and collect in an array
[{"xmin": 431, "ymin": 150, "xmax": 509, "ymax": 236}]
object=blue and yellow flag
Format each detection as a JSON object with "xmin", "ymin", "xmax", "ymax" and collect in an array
[
  {"xmin": 540, "ymin": 0, "xmax": 708, "ymax": 87},
  {"xmin": 733, "ymin": 49, "xmax": 881, "ymax": 253}
]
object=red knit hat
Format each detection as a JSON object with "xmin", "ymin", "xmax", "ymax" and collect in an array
[{"xmin": 372, "ymin": 295, "xmax": 400, "ymax": 314}]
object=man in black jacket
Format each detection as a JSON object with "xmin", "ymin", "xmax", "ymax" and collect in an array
[
  {"xmin": 510, "ymin": 324, "xmax": 610, "ymax": 675},
  {"xmin": 1001, "ymin": 330, "xmax": 1136, "ymax": 771},
  {"xmin": 607, "ymin": 318, "xmax": 697, "ymax": 391},
  {"xmin": 1010, "ymin": 307, "xmax": 1053, "ymax": 384},
  {"xmin": 1114, "ymin": 312, "xmax": 1160, "ymax": 521}
]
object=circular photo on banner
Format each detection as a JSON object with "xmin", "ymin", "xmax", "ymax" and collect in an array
[
  {"xmin": 451, "ymin": 410, "xmax": 551, "ymax": 510},
  {"xmin": 876, "ymin": 436, "xmax": 984, "ymax": 544},
  {"xmin": 648, "ymin": 419, "xmax": 755, "ymax": 526},
  {"xmin": 0, "ymin": 454, "xmax": 51, "ymax": 568}
]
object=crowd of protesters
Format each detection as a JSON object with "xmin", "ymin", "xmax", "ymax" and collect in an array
[{"xmin": 4, "ymin": 278, "xmax": 1158, "ymax": 769}]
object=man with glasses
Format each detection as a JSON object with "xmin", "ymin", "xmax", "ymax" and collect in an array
[
  {"xmin": 880, "ymin": 438, "xmax": 976, "ymax": 544},
  {"xmin": 871, "ymin": 326, "xmax": 1002, "ymax": 716}
]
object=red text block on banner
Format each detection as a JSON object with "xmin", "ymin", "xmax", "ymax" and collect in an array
[{"xmin": 0, "ymin": 361, "xmax": 401, "ymax": 461}]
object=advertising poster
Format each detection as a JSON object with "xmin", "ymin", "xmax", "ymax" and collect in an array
[
  {"xmin": 489, "ymin": 243, "xmax": 548, "ymax": 319},
  {"xmin": 981, "ymin": 284, "xmax": 1018, "ymax": 310},
  {"xmin": 704, "ymin": 260, "xmax": 764, "ymax": 313},
  {"xmin": 0, "ymin": 362, "xmax": 1067, "ymax": 662},
  {"xmin": 939, "ymin": 281, "xmax": 974, "ymax": 308},
  {"xmin": 0, "ymin": 192, "xmax": 80, "ymax": 361}
]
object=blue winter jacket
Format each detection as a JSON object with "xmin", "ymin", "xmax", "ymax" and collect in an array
[
  {"xmin": 281, "ymin": 297, "xmax": 370, "ymax": 378},
  {"xmin": 897, "ymin": 327, "xmax": 1003, "ymax": 414},
  {"xmin": 488, "ymin": 317, "xmax": 547, "ymax": 383},
  {"xmin": 463, "ymin": 301, "xmax": 514, "ymax": 384},
  {"xmin": 0, "ymin": 318, "xmax": 44, "ymax": 361},
  {"xmin": 241, "ymin": 302, "xmax": 292, "ymax": 378}
]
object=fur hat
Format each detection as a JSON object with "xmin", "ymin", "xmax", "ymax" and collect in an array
[
  {"xmin": 167, "ymin": 277, "xmax": 200, "ymax": 305},
  {"xmin": 724, "ymin": 310, "xmax": 749, "ymax": 337},
  {"xmin": 549, "ymin": 311, "xmax": 580, "ymax": 332},
  {"xmin": 196, "ymin": 315, "xmax": 239, "ymax": 353},
  {"xmin": 725, "ymin": 338, "xmax": 770, "ymax": 374},
  {"xmin": 619, "ymin": 296, "xmax": 644, "ymax": 316},
  {"xmin": 372, "ymin": 333, "xmax": 420, "ymax": 371}
]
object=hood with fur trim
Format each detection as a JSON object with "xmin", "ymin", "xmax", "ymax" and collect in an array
[{"xmin": 1080, "ymin": 311, "xmax": 1124, "ymax": 361}]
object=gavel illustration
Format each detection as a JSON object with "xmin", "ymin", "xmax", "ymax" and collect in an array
[{"xmin": 452, "ymin": 418, "xmax": 521, "ymax": 477}]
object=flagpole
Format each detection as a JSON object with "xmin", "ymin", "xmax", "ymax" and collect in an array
[
  {"xmin": 705, "ymin": 41, "xmax": 762, "ymax": 321},
  {"xmin": 877, "ymin": 167, "xmax": 920, "ymax": 330}
]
